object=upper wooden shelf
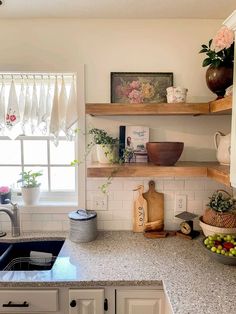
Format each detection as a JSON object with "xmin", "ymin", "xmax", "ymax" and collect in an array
[
  {"xmin": 87, "ymin": 162, "xmax": 230, "ymax": 187},
  {"xmin": 86, "ymin": 96, "xmax": 232, "ymax": 116}
]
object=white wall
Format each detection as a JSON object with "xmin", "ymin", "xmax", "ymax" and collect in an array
[{"xmin": 0, "ymin": 18, "xmax": 232, "ymax": 231}]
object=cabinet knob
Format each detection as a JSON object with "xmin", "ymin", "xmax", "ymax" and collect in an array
[{"xmin": 70, "ymin": 300, "xmax": 77, "ymax": 307}]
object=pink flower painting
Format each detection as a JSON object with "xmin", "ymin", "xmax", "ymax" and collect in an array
[{"xmin": 111, "ymin": 73, "xmax": 173, "ymax": 104}]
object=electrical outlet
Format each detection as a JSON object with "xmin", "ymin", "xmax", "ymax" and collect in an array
[
  {"xmin": 92, "ymin": 194, "xmax": 108, "ymax": 211},
  {"xmin": 175, "ymin": 194, "xmax": 187, "ymax": 215}
]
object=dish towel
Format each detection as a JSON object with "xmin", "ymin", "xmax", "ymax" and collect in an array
[
  {"xmin": 42, "ymin": 77, "xmax": 53, "ymax": 134},
  {"xmin": 49, "ymin": 77, "xmax": 60, "ymax": 144},
  {"xmin": 58, "ymin": 75, "xmax": 68, "ymax": 134},
  {"xmin": 38, "ymin": 78, "xmax": 46, "ymax": 129},
  {"xmin": 6, "ymin": 79, "xmax": 20, "ymax": 129},
  {"xmin": 0, "ymin": 80, "xmax": 6, "ymax": 132},
  {"xmin": 18, "ymin": 80, "xmax": 25, "ymax": 121},
  {"xmin": 30, "ymin": 79, "xmax": 38, "ymax": 134},
  {"xmin": 65, "ymin": 77, "xmax": 78, "ymax": 136},
  {"xmin": 22, "ymin": 82, "xmax": 32, "ymax": 134}
]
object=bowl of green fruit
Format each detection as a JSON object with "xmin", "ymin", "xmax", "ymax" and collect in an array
[{"xmin": 202, "ymin": 234, "xmax": 236, "ymax": 265}]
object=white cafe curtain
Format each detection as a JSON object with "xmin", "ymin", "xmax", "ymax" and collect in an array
[{"xmin": 0, "ymin": 73, "xmax": 78, "ymax": 143}]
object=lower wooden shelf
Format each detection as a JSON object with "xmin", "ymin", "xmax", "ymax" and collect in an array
[{"xmin": 87, "ymin": 162, "xmax": 230, "ymax": 187}]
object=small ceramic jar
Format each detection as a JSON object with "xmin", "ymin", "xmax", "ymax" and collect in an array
[{"xmin": 166, "ymin": 87, "xmax": 188, "ymax": 103}]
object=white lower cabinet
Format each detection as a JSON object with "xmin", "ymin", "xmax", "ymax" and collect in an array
[
  {"xmin": 116, "ymin": 289, "xmax": 165, "ymax": 314},
  {"xmin": 0, "ymin": 289, "xmax": 58, "ymax": 313},
  {"xmin": 69, "ymin": 289, "xmax": 104, "ymax": 314}
]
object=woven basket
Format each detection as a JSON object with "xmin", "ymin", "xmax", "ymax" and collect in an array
[
  {"xmin": 203, "ymin": 208, "xmax": 236, "ymax": 228},
  {"xmin": 203, "ymin": 190, "xmax": 236, "ymax": 228}
]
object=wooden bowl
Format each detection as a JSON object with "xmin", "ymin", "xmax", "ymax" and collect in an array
[{"xmin": 146, "ymin": 142, "xmax": 184, "ymax": 166}]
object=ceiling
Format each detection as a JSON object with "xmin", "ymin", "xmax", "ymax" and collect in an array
[{"xmin": 0, "ymin": 0, "xmax": 235, "ymax": 19}]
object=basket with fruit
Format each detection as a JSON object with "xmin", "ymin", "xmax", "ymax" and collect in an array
[
  {"xmin": 203, "ymin": 234, "xmax": 236, "ymax": 265},
  {"xmin": 202, "ymin": 190, "xmax": 236, "ymax": 228}
]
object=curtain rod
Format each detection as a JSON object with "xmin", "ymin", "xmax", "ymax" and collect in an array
[{"xmin": 0, "ymin": 72, "xmax": 75, "ymax": 76}]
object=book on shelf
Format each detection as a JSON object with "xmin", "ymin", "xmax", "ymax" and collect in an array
[{"xmin": 119, "ymin": 125, "xmax": 149, "ymax": 162}]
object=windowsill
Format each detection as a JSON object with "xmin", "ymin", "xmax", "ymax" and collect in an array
[{"xmin": 14, "ymin": 200, "xmax": 78, "ymax": 213}]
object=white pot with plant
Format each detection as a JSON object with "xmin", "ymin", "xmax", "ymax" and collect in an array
[
  {"xmin": 17, "ymin": 170, "xmax": 43, "ymax": 205},
  {"xmin": 89, "ymin": 128, "xmax": 118, "ymax": 164}
]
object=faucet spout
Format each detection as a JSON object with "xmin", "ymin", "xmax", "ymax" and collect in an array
[{"xmin": 0, "ymin": 202, "xmax": 20, "ymax": 237}]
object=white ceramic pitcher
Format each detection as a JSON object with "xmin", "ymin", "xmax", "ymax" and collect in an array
[{"xmin": 214, "ymin": 131, "xmax": 231, "ymax": 165}]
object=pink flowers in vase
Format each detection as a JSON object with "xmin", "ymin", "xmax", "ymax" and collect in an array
[
  {"xmin": 0, "ymin": 186, "xmax": 11, "ymax": 204},
  {"xmin": 199, "ymin": 25, "xmax": 234, "ymax": 68}
]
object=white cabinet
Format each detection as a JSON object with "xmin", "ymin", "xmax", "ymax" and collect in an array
[
  {"xmin": 69, "ymin": 289, "xmax": 104, "ymax": 314},
  {"xmin": 224, "ymin": 11, "xmax": 236, "ymax": 188},
  {"xmin": 116, "ymin": 289, "xmax": 165, "ymax": 314},
  {"xmin": 0, "ymin": 290, "xmax": 58, "ymax": 313}
]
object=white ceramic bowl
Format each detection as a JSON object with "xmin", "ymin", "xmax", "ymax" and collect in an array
[{"xmin": 199, "ymin": 216, "xmax": 236, "ymax": 236}]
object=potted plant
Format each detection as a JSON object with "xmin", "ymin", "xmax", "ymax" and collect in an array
[
  {"xmin": 17, "ymin": 170, "xmax": 43, "ymax": 205},
  {"xmin": 199, "ymin": 25, "xmax": 234, "ymax": 99},
  {"xmin": 89, "ymin": 128, "xmax": 119, "ymax": 164},
  {"xmin": 200, "ymin": 190, "xmax": 236, "ymax": 236},
  {"xmin": 0, "ymin": 186, "xmax": 11, "ymax": 204}
]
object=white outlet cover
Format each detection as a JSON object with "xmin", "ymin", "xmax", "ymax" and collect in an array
[
  {"xmin": 174, "ymin": 194, "xmax": 187, "ymax": 216},
  {"xmin": 92, "ymin": 194, "xmax": 108, "ymax": 211}
]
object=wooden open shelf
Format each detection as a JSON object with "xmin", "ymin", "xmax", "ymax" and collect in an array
[
  {"xmin": 209, "ymin": 96, "xmax": 232, "ymax": 114},
  {"xmin": 86, "ymin": 96, "xmax": 232, "ymax": 116},
  {"xmin": 87, "ymin": 162, "xmax": 230, "ymax": 187}
]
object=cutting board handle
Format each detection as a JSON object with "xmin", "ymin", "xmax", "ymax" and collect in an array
[{"xmin": 148, "ymin": 180, "xmax": 155, "ymax": 191}]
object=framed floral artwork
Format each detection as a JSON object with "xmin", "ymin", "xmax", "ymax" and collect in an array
[{"xmin": 111, "ymin": 72, "xmax": 173, "ymax": 103}]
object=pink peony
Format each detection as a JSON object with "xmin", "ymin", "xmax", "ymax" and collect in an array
[
  {"xmin": 129, "ymin": 80, "xmax": 141, "ymax": 89},
  {"xmin": 128, "ymin": 89, "xmax": 143, "ymax": 103},
  {"xmin": 212, "ymin": 26, "xmax": 234, "ymax": 52}
]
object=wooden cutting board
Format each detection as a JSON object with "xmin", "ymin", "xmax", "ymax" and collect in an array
[
  {"xmin": 143, "ymin": 180, "xmax": 164, "ymax": 231},
  {"xmin": 133, "ymin": 185, "xmax": 148, "ymax": 233}
]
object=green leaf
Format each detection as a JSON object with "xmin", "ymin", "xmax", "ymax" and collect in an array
[
  {"xmin": 201, "ymin": 44, "xmax": 208, "ymax": 49},
  {"xmin": 202, "ymin": 58, "xmax": 212, "ymax": 67},
  {"xmin": 209, "ymin": 39, "xmax": 213, "ymax": 47},
  {"xmin": 199, "ymin": 48, "xmax": 208, "ymax": 53}
]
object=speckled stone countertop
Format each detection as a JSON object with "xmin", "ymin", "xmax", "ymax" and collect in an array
[{"xmin": 0, "ymin": 231, "xmax": 236, "ymax": 314}]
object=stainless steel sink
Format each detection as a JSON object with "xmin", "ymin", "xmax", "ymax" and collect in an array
[{"xmin": 0, "ymin": 240, "xmax": 64, "ymax": 271}]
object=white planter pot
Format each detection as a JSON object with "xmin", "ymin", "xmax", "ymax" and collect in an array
[
  {"xmin": 96, "ymin": 144, "xmax": 117, "ymax": 164},
  {"xmin": 21, "ymin": 186, "xmax": 40, "ymax": 205},
  {"xmin": 199, "ymin": 216, "xmax": 236, "ymax": 236}
]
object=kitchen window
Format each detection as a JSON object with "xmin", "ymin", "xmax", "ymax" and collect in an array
[{"xmin": 0, "ymin": 135, "xmax": 77, "ymax": 203}]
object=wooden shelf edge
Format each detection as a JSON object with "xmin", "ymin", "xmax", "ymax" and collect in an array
[
  {"xmin": 209, "ymin": 96, "xmax": 232, "ymax": 114},
  {"xmin": 86, "ymin": 102, "xmax": 210, "ymax": 116},
  {"xmin": 87, "ymin": 162, "xmax": 230, "ymax": 187}
]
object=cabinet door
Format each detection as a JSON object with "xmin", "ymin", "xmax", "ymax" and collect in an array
[
  {"xmin": 69, "ymin": 289, "xmax": 104, "ymax": 314},
  {"xmin": 116, "ymin": 289, "xmax": 165, "ymax": 314}
]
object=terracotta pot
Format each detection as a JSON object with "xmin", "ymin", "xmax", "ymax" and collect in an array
[
  {"xmin": 146, "ymin": 142, "xmax": 184, "ymax": 166},
  {"xmin": 206, "ymin": 65, "xmax": 233, "ymax": 99}
]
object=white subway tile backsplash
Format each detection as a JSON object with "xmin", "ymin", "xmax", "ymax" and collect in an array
[
  {"xmin": 1, "ymin": 177, "xmax": 226, "ymax": 233},
  {"xmin": 113, "ymin": 191, "xmax": 134, "ymax": 201},
  {"xmin": 164, "ymin": 180, "xmax": 185, "ymax": 191}
]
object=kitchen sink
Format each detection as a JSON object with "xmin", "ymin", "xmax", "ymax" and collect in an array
[{"xmin": 0, "ymin": 240, "xmax": 64, "ymax": 271}]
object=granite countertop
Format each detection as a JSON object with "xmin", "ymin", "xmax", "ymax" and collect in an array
[{"xmin": 0, "ymin": 231, "xmax": 236, "ymax": 314}]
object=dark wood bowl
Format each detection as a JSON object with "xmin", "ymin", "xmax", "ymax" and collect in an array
[{"xmin": 146, "ymin": 142, "xmax": 184, "ymax": 166}]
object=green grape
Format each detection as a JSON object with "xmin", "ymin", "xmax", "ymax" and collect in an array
[
  {"xmin": 218, "ymin": 245, "xmax": 223, "ymax": 250},
  {"xmin": 216, "ymin": 249, "xmax": 221, "ymax": 254},
  {"xmin": 211, "ymin": 247, "xmax": 217, "ymax": 252},
  {"xmin": 221, "ymin": 250, "xmax": 225, "ymax": 255}
]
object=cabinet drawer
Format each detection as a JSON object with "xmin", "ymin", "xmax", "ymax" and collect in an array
[{"xmin": 0, "ymin": 290, "xmax": 58, "ymax": 312}]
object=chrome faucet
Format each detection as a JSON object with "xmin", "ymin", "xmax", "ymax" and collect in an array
[{"xmin": 0, "ymin": 201, "xmax": 20, "ymax": 237}]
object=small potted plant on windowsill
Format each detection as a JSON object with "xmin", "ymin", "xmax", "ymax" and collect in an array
[
  {"xmin": 0, "ymin": 186, "xmax": 11, "ymax": 204},
  {"xmin": 89, "ymin": 128, "xmax": 119, "ymax": 164},
  {"xmin": 17, "ymin": 170, "xmax": 43, "ymax": 205}
]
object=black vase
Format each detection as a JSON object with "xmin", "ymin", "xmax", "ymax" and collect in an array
[
  {"xmin": 0, "ymin": 192, "xmax": 11, "ymax": 204},
  {"xmin": 206, "ymin": 64, "xmax": 233, "ymax": 99}
]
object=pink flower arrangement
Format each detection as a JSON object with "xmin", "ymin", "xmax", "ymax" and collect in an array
[
  {"xmin": 128, "ymin": 89, "xmax": 144, "ymax": 103},
  {"xmin": 199, "ymin": 25, "xmax": 234, "ymax": 67},
  {"xmin": 212, "ymin": 26, "xmax": 234, "ymax": 52},
  {"xmin": 0, "ymin": 186, "xmax": 10, "ymax": 195}
]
